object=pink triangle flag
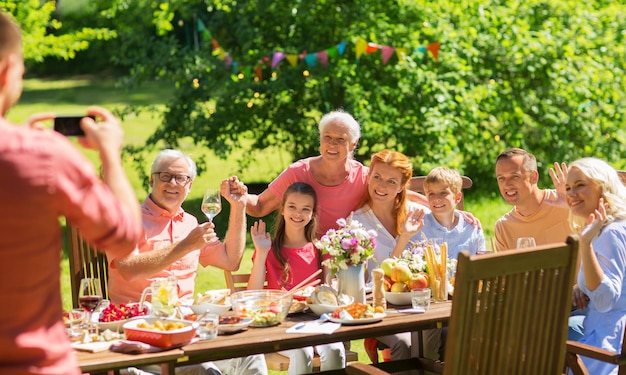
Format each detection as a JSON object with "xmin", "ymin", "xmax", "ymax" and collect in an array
[
  {"xmin": 381, "ymin": 46, "xmax": 395, "ymax": 64},
  {"xmin": 271, "ymin": 52, "xmax": 285, "ymax": 69},
  {"xmin": 317, "ymin": 51, "xmax": 329, "ymax": 67}
]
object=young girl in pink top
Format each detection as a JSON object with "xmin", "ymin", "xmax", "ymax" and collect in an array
[{"xmin": 248, "ymin": 182, "xmax": 345, "ymax": 374}]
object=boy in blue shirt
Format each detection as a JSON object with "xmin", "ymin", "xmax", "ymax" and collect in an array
[
  {"xmin": 412, "ymin": 167, "xmax": 486, "ymax": 258},
  {"xmin": 409, "ymin": 167, "xmax": 485, "ymax": 361}
]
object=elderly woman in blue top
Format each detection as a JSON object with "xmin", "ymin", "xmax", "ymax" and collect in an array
[
  {"xmin": 410, "ymin": 167, "xmax": 486, "ymax": 259},
  {"xmin": 565, "ymin": 157, "xmax": 626, "ymax": 375}
]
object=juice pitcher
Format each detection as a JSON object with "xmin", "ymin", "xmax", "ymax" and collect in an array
[{"xmin": 139, "ymin": 275, "xmax": 178, "ymax": 317}]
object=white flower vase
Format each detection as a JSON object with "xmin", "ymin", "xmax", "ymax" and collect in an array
[{"xmin": 336, "ymin": 263, "xmax": 366, "ymax": 304}]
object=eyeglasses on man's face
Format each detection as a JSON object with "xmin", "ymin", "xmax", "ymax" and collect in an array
[{"xmin": 152, "ymin": 172, "xmax": 192, "ymax": 185}]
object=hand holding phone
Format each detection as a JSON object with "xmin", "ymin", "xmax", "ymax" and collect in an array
[{"xmin": 54, "ymin": 115, "xmax": 95, "ymax": 136}]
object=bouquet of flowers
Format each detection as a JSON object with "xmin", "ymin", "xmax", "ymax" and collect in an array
[{"xmin": 315, "ymin": 215, "xmax": 377, "ymax": 273}]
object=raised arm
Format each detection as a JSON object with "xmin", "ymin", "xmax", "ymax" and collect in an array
[
  {"xmin": 247, "ymin": 220, "xmax": 272, "ymax": 289},
  {"xmin": 245, "ymin": 188, "xmax": 281, "ymax": 217},
  {"xmin": 82, "ymin": 106, "xmax": 141, "ymax": 230}
]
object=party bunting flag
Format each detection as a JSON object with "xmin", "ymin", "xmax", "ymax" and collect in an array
[
  {"xmin": 272, "ymin": 52, "xmax": 285, "ymax": 69},
  {"xmin": 427, "ymin": 42, "xmax": 440, "ymax": 60},
  {"xmin": 317, "ymin": 51, "xmax": 329, "ymax": 67},
  {"xmin": 381, "ymin": 46, "xmax": 395, "ymax": 64},
  {"xmin": 355, "ymin": 38, "xmax": 368, "ymax": 59},
  {"xmin": 194, "ymin": 23, "xmax": 441, "ymax": 80},
  {"xmin": 285, "ymin": 54, "xmax": 298, "ymax": 67},
  {"xmin": 304, "ymin": 53, "xmax": 317, "ymax": 68}
]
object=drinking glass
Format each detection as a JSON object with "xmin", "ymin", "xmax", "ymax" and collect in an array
[
  {"xmin": 516, "ymin": 237, "xmax": 536, "ymax": 249},
  {"xmin": 68, "ymin": 308, "xmax": 87, "ymax": 338},
  {"xmin": 201, "ymin": 188, "xmax": 222, "ymax": 222},
  {"xmin": 196, "ymin": 313, "xmax": 219, "ymax": 340},
  {"xmin": 78, "ymin": 278, "xmax": 103, "ymax": 334},
  {"xmin": 411, "ymin": 288, "xmax": 431, "ymax": 311}
]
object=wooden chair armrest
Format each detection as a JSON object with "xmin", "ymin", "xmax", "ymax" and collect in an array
[{"xmin": 566, "ymin": 340, "xmax": 622, "ymax": 364}]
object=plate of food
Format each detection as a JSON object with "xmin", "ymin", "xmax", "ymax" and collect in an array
[
  {"xmin": 327, "ymin": 302, "xmax": 386, "ymax": 325},
  {"xmin": 218, "ymin": 316, "xmax": 253, "ymax": 333},
  {"xmin": 327, "ymin": 314, "xmax": 385, "ymax": 325}
]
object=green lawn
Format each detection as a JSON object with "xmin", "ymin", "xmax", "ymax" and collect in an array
[{"xmin": 9, "ymin": 75, "xmax": 509, "ymax": 371}]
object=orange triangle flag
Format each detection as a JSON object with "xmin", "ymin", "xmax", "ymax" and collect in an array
[{"xmin": 427, "ymin": 42, "xmax": 440, "ymax": 60}]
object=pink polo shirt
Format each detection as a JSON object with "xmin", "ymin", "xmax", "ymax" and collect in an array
[
  {"xmin": 0, "ymin": 118, "xmax": 139, "ymax": 374},
  {"xmin": 269, "ymin": 157, "xmax": 369, "ymax": 237},
  {"xmin": 108, "ymin": 196, "xmax": 225, "ymax": 304}
]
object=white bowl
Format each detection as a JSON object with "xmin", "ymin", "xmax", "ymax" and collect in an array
[
  {"xmin": 385, "ymin": 291, "xmax": 413, "ymax": 306},
  {"xmin": 308, "ymin": 296, "xmax": 354, "ymax": 316},
  {"xmin": 190, "ymin": 302, "xmax": 231, "ymax": 316}
]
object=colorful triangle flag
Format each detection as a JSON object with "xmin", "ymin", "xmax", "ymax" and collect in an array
[
  {"xmin": 317, "ymin": 51, "xmax": 329, "ymax": 67},
  {"xmin": 366, "ymin": 42, "xmax": 381, "ymax": 54},
  {"xmin": 271, "ymin": 52, "xmax": 285, "ymax": 69},
  {"xmin": 304, "ymin": 53, "xmax": 317, "ymax": 67},
  {"xmin": 427, "ymin": 42, "xmax": 440, "ymax": 60},
  {"xmin": 337, "ymin": 41, "xmax": 347, "ymax": 55},
  {"xmin": 285, "ymin": 54, "xmax": 299, "ymax": 67},
  {"xmin": 327, "ymin": 46, "xmax": 339, "ymax": 59},
  {"xmin": 356, "ymin": 38, "xmax": 368, "ymax": 59},
  {"xmin": 395, "ymin": 48, "xmax": 407, "ymax": 62},
  {"xmin": 381, "ymin": 46, "xmax": 395, "ymax": 64}
]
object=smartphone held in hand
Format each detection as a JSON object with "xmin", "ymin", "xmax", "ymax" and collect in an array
[{"xmin": 54, "ymin": 115, "xmax": 95, "ymax": 136}]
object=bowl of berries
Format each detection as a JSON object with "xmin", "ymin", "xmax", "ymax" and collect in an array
[{"xmin": 97, "ymin": 302, "xmax": 150, "ymax": 332}]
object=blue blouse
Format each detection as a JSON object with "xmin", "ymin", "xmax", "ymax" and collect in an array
[{"xmin": 577, "ymin": 219, "xmax": 626, "ymax": 375}]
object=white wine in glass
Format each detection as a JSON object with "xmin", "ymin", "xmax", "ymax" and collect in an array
[{"xmin": 201, "ymin": 188, "xmax": 222, "ymax": 222}]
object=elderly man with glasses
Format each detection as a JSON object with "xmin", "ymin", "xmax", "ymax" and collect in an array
[{"xmin": 106, "ymin": 149, "xmax": 266, "ymax": 375}]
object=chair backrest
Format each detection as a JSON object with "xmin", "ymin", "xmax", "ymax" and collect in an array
[
  {"xmin": 443, "ymin": 235, "xmax": 579, "ymax": 375},
  {"xmin": 224, "ymin": 270, "xmax": 251, "ymax": 293},
  {"xmin": 66, "ymin": 223, "xmax": 109, "ymax": 308},
  {"xmin": 408, "ymin": 176, "xmax": 473, "ymax": 210},
  {"xmin": 224, "ymin": 270, "xmax": 269, "ymax": 293}
]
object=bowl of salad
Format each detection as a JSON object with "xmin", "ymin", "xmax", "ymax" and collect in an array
[{"xmin": 230, "ymin": 290, "xmax": 292, "ymax": 327}]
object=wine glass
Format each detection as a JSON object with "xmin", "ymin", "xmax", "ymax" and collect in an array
[
  {"xmin": 78, "ymin": 278, "xmax": 103, "ymax": 334},
  {"xmin": 201, "ymin": 188, "xmax": 222, "ymax": 222}
]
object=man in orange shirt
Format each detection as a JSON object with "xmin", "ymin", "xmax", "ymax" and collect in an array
[
  {"xmin": 494, "ymin": 148, "xmax": 584, "ymax": 340},
  {"xmin": 0, "ymin": 12, "xmax": 141, "ymax": 374},
  {"xmin": 494, "ymin": 148, "xmax": 570, "ymax": 251}
]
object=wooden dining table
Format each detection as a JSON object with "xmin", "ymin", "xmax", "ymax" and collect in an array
[{"xmin": 75, "ymin": 301, "xmax": 451, "ymax": 374}]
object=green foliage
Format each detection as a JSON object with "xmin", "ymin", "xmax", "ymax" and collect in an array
[
  {"xmin": 102, "ymin": 0, "xmax": 625, "ymax": 189},
  {"xmin": 1, "ymin": 0, "xmax": 116, "ymax": 64},
  {"xmin": 10, "ymin": 0, "xmax": 626, "ymax": 189}
]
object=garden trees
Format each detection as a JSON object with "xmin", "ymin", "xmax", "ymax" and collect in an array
[
  {"xmin": 0, "ymin": 0, "xmax": 116, "ymax": 64},
  {"xmin": 15, "ymin": 0, "xmax": 626, "ymax": 189}
]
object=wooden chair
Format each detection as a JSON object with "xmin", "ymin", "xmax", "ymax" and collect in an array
[
  {"xmin": 335, "ymin": 236, "xmax": 580, "ymax": 375},
  {"xmin": 66, "ymin": 223, "xmax": 110, "ymax": 308},
  {"xmin": 408, "ymin": 175, "xmax": 473, "ymax": 210},
  {"xmin": 224, "ymin": 270, "xmax": 359, "ymax": 371}
]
